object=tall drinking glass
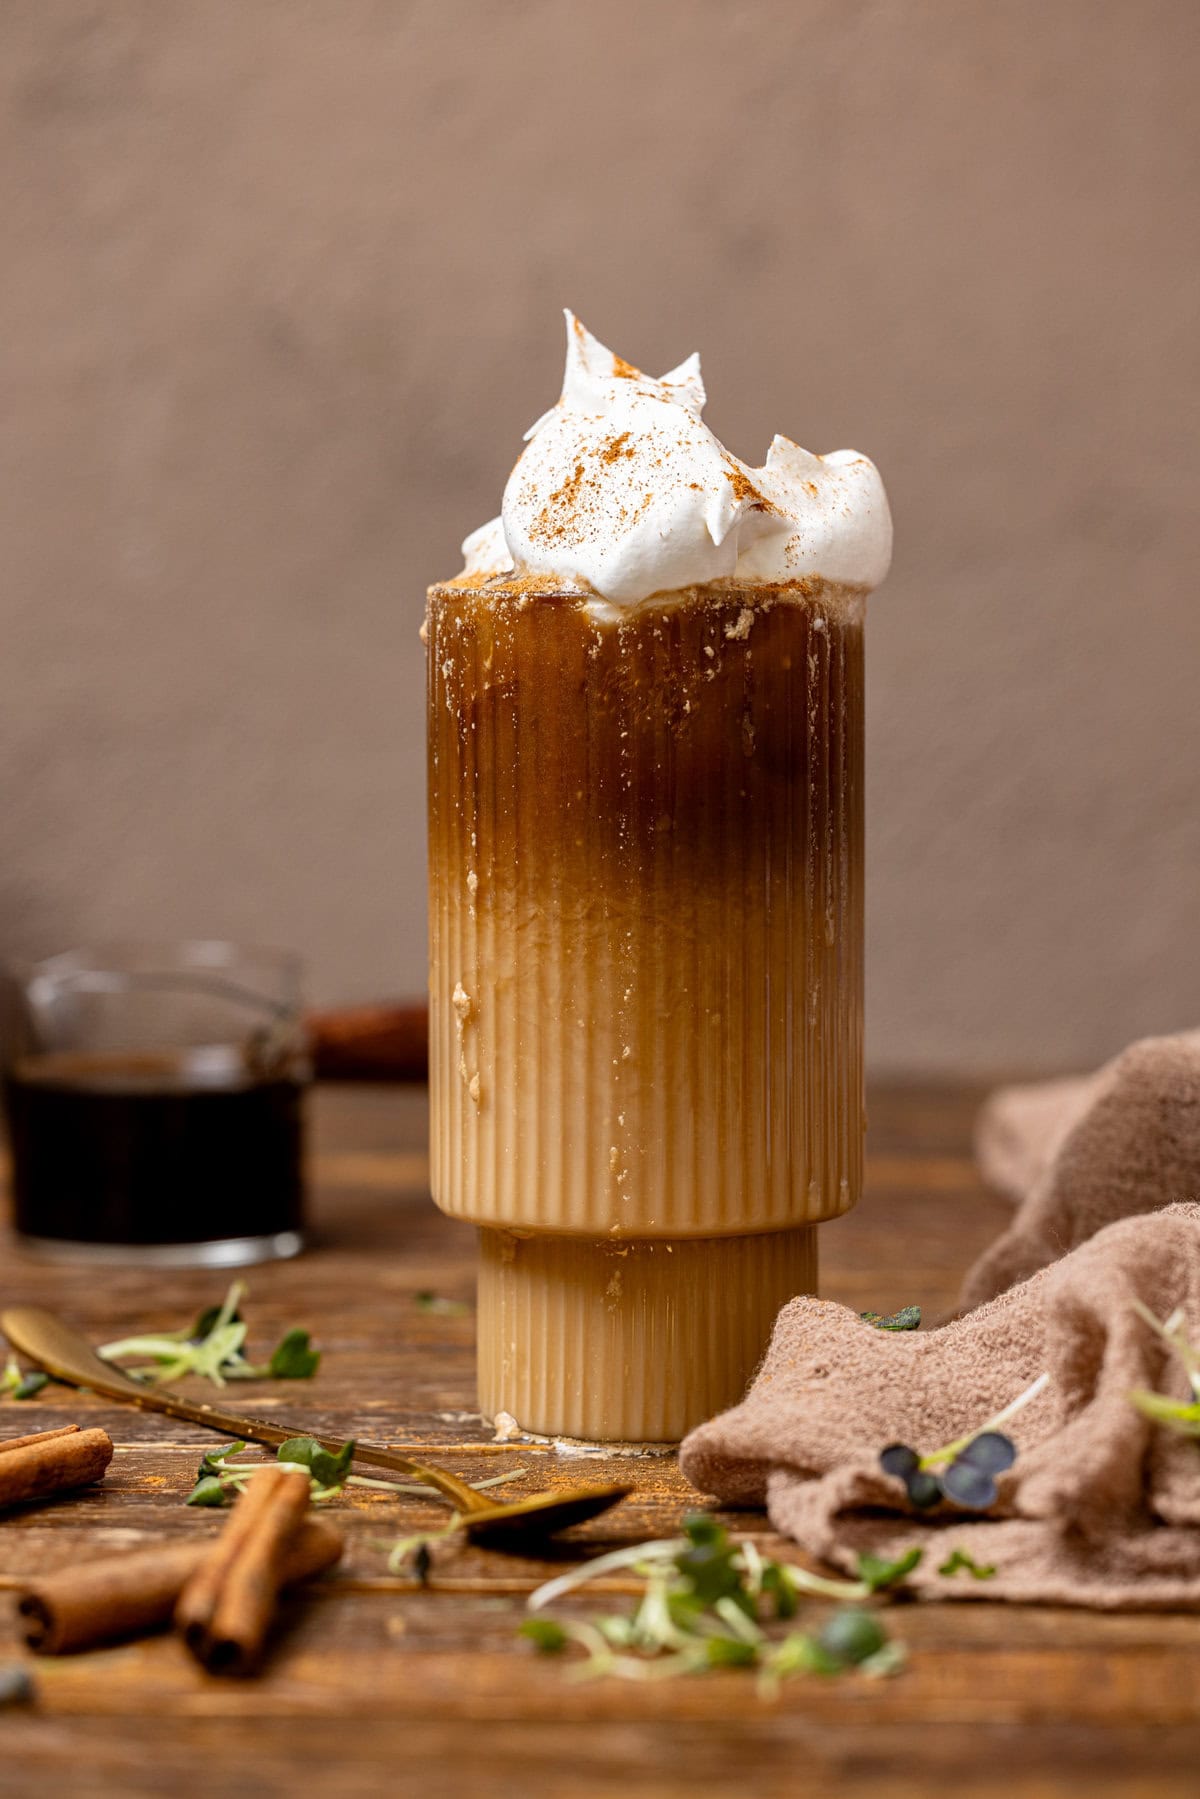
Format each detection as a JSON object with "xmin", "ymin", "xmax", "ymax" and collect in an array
[{"xmin": 427, "ymin": 577, "xmax": 864, "ymax": 1441}]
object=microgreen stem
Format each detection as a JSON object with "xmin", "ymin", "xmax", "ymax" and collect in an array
[
  {"xmin": 528, "ymin": 1536, "xmax": 871, "ymax": 1616},
  {"xmin": 1132, "ymin": 1300, "xmax": 1200, "ymax": 1397},
  {"xmin": 346, "ymin": 1467, "xmax": 526, "ymax": 1500},
  {"xmin": 528, "ymin": 1540, "xmax": 686, "ymax": 1611},
  {"xmin": 385, "ymin": 1517, "xmax": 464, "ymax": 1573},
  {"xmin": 519, "ymin": 1516, "xmax": 913, "ymax": 1691},
  {"xmin": 714, "ymin": 1596, "xmax": 765, "ymax": 1645},
  {"xmin": 917, "ymin": 1371, "xmax": 1049, "ymax": 1470},
  {"xmin": 100, "ymin": 1281, "xmax": 320, "ymax": 1389},
  {"xmin": 775, "ymin": 1565, "xmax": 870, "ymax": 1602}
]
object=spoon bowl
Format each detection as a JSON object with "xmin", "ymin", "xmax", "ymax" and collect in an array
[{"xmin": 0, "ymin": 1304, "xmax": 631, "ymax": 1543}]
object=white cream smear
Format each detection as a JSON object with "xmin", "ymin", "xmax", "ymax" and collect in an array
[{"xmin": 459, "ymin": 312, "xmax": 892, "ymax": 606}]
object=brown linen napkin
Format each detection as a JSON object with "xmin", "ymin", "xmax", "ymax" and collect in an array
[
  {"xmin": 964, "ymin": 1030, "xmax": 1200, "ymax": 1310},
  {"xmin": 679, "ymin": 1204, "xmax": 1200, "ymax": 1607}
]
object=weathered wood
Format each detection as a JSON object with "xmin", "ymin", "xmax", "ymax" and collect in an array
[{"xmin": 0, "ymin": 1081, "xmax": 1195, "ymax": 1797}]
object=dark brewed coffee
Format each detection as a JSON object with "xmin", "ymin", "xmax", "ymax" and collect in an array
[{"xmin": 5, "ymin": 1050, "xmax": 304, "ymax": 1250}]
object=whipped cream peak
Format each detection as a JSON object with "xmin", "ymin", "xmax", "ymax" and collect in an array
[
  {"xmin": 554, "ymin": 312, "xmax": 707, "ymax": 422},
  {"xmin": 458, "ymin": 313, "xmax": 891, "ymax": 604}
]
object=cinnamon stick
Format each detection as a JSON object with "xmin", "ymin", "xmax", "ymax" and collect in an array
[
  {"xmin": 0, "ymin": 1424, "xmax": 113, "ymax": 1509},
  {"xmin": 0, "ymin": 1424, "xmax": 81, "ymax": 1453},
  {"xmin": 175, "ymin": 1466, "xmax": 312, "ymax": 1674},
  {"xmin": 17, "ymin": 1518, "xmax": 342, "ymax": 1654}
]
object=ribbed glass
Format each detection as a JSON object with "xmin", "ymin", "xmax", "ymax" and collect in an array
[
  {"xmin": 478, "ymin": 1224, "xmax": 817, "ymax": 1443},
  {"xmin": 426, "ymin": 578, "xmax": 865, "ymax": 1242}
]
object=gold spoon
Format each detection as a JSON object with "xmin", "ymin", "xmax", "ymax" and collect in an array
[{"xmin": 0, "ymin": 1305, "xmax": 630, "ymax": 1545}]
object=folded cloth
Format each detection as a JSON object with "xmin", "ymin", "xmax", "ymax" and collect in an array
[
  {"xmin": 973, "ymin": 1070, "xmax": 1105, "ymax": 1204},
  {"xmin": 681, "ymin": 1197, "xmax": 1200, "ymax": 1604},
  {"xmin": 964, "ymin": 1030, "xmax": 1200, "ymax": 1310}
]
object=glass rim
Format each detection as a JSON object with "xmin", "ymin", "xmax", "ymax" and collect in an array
[
  {"xmin": 5, "ymin": 940, "xmax": 305, "ymax": 1023},
  {"xmin": 7, "ymin": 938, "xmax": 303, "ymax": 984}
]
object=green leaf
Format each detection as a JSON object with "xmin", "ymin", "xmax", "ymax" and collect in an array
[
  {"xmin": 277, "ymin": 1436, "xmax": 354, "ymax": 1487},
  {"xmin": 101, "ymin": 1282, "xmax": 320, "ymax": 1392},
  {"xmin": 12, "ymin": 1371, "xmax": 49, "ymax": 1401},
  {"xmin": 196, "ymin": 1440, "xmax": 245, "ymax": 1480},
  {"xmin": 268, "ymin": 1329, "xmax": 321, "ymax": 1380},
  {"xmin": 705, "ymin": 1635, "xmax": 758, "ymax": 1668},
  {"xmin": 938, "ymin": 1548, "xmax": 996, "ymax": 1580},
  {"xmin": 681, "ymin": 1512, "xmax": 726, "ymax": 1548},
  {"xmin": 768, "ymin": 1632, "xmax": 842, "ymax": 1678},
  {"xmin": 674, "ymin": 1542, "xmax": 745, "ymax": 1609},
  {"xmin": 275, "ymin": 1436, "xmax": 320, "ymax": 1468},
  {"xmin": 186, "ymin": 1475, "xmax": 231, "ymax": 1507},
  {"xmin": 855, "ymin": 1546, "xmax": 923, "ymax": 1592},
  {"xmin": 660, "ymin": 1591, "xmax": 707, "ymax": 1642},
  {"xmin": 860, "ymin": 1306, "xmax": 922, "ymax": 1332},
  {"xmin": 311, "ymin": 1439, "xmax": 355, "ymax": 1487},
  {"xmin": 519, "ymin": 1618, "xmax": 569, "ymax": 1655},
  {"xmin": 760, "ymin": 1561, "xmax": 799, "ymax": 1619},
  {"xmin": 817, "ymin": 1609, "xmax": 887, "ymax": 1668}
]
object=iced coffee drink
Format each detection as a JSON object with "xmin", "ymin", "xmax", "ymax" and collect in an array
[{"xmin": 426, "ymin": 315, "xmax": 890, "ymax": 1441}]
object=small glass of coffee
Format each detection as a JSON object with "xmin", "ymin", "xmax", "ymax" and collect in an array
[{"xmin": 3, "ymin": 941, "xmax": 308, "ymax": 1266}]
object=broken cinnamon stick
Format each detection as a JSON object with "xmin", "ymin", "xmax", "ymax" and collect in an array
[
  {"xmin": 175, "ymin": 1466, "xmax": 312, "ymax": 1674},
  {"xmin": 17, "ymin": 1517, "xmax": 342, "ymax": 1654},
  {"xmin": 0, "ymin": 1424, "xmax": 113, "ymax": 1509}
]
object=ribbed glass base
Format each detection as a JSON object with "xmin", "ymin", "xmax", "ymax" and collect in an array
[{"xmin": 477, "ymin": 1224, "xmax": 817, "ymax": 1442}]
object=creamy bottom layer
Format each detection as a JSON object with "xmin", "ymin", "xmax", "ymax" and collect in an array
[{"xmin": 477, "ymin": 1224, "xmax": 817, "ymax": 1443}]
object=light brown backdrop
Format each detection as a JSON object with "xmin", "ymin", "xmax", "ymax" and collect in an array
[{"xmin": 2, "ymin": 0, "xmax": 1198, "ymax": 1074}]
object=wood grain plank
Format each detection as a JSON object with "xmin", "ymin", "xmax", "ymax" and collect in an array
[{"xmin": 0, "ymin": 1081, "xmax": 1193, "ymax": 1797}]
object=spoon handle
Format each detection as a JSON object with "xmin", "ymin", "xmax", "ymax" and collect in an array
[
  {"xmin": 0, "ymin": 1304, "xmax": 488, "ymax": 1513},
  {"xmin": 129, "ymin": 1391, "xmax": 488, "ymax": 1511}
]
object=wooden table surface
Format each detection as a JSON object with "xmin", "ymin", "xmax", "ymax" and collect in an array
[{"xmin": 1, "ymin": 1082, "xmax": 1198, "ymax": 1798}]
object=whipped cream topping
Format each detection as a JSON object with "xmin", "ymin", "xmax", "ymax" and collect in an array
[{"xmin": 460, "ymin": 313, "xmax": 891, "ymax": 605}]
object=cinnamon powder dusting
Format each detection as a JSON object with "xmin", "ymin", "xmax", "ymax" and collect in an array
[
  {"xmin": 531, "ymin": 460, "xmax": 588, "ymax": 543},
  {"xmin": 600, "ymin": 431, "xmax": 635, "ymax": 464},
  {"xmin": 722, "ymin": 462, "xmax": 776, "ymax": 513},
  {"xmin": 611, "ymin": 353, "xmax": 640, "ymax": 380}
]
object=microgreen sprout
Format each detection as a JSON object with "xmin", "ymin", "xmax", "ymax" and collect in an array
[
  {"xmin": 382, "ymin": 1516, "xmax": 474, "ymax": 1578},
  {"xmin": 879, "ymin": 1372, "xmax": 1049, "ymax": 1510},
  {"xmin": 520, "ymin": 1514, "xmax": 914, "ymax": 1689},
  {"xmin": 184, "ymin": 1438, "xmax": 353, "ymax": 1507},
  {"xmin": 1, "ymin": 1357, "xmax": 49, "ymax": 1402},
  {"xmin": 938, "ymin": 1548, "xmax": 997, "ymax": 1580},
  {"xmin": 185, "ymin": 1436, "xmax": 528, "ymax": 1519},
  {"xmin": 855, "ymin": 1546, "xmax": 924, "ymax": 1592},
  {"xmin": 1129, "ymin": 1302, "xmax": 1200, "ymax": 1436},
  {"xmin": 98, "ymin": 1283, "xmax": 320, "ymax": 1388},
  {"xmin": 860, "ymin": 1306, "xmax": 922, "ymax": 1332}
]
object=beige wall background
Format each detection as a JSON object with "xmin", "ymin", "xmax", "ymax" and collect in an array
[{"xmin": 2, "ymin": 0, "xmax": 1198, "ymax": 1075}]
